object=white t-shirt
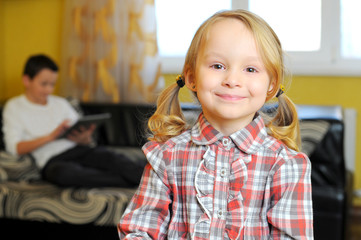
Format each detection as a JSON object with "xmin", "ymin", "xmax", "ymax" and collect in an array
[{"xmin": 2, "ymin": 94, "xmax": 79, "ymax": 168}]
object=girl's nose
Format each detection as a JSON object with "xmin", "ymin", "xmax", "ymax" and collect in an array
[{"xmin": 222, "ymin": 70, "xmax": 242, "ymax": 88}]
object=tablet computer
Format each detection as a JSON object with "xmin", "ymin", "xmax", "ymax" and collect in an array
[{"xmin": 58, "ymin": 113, "xmax": 112, "ymax": 139}]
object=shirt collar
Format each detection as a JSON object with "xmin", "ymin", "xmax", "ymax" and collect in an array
[{"xmin": 191, "ymin": 112, "xmax": 267, "ymax": 154}]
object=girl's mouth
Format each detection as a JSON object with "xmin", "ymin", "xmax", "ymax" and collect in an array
[{"xmin": 216, "ymin": 93, "xmax": 244, "ymax": 101}]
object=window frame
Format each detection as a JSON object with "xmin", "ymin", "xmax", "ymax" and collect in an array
[{"xmin": 158, "ymin": 0, "xmax": 361, "ymax": 76}]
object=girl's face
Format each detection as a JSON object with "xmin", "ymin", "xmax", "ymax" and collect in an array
[
  {"xmin": 188, "ymin": 18, "xmax": 271, "ymax": 135},
  {"xmin": 23, "ymin": 68, "xmax": 58, "ymax": 105}
]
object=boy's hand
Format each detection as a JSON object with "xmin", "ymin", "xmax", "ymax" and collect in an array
[
  {"xmin": 49, "ymin": 120, "xmax": 71, "ymax": 140},
  {"xmin": 66, "ymin": 124, "xmax": 96, "ymax": 145}
]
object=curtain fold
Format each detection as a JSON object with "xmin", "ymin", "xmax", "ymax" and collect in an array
[{"xmin": 60, "ymin": 0, "xmax": 164, "ymax": 103}]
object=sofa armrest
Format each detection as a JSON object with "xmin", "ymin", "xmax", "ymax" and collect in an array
[
  {"xmin": 0, "ymin": 166, "xmax": 8, "ymax": 182},
  {"xmin": 0, "ymin": 151, "xmax": 41, "ymax": 182}
]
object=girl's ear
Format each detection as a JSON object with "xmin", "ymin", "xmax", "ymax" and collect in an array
[
  {"xmin": 269, "ymin": 77, "xmax": 276, "ymax": 91},
  {"xmin": 267, "ymin": 80, "xmax": 277, "ymax": 96},
  {"xmin": 184, "ymin": 70, "xmax": 197, "ymax": 92},
  {"xmin": 266, "ymin": 79, "xmax": 278, "ymax": 100}
]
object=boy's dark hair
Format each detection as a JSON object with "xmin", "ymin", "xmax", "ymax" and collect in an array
[{"xmin": 23, "ymin": 54, "xmax": 59, "ymax": 79}]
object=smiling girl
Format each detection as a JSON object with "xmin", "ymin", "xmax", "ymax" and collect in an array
[{"xmin": 118, "ymin": 9, "xmax": 313, "ymax": 239}]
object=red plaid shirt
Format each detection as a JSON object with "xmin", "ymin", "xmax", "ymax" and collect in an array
[{"xmin": 118, "ymin": 113, "xmax": 313, "ymax": 239}]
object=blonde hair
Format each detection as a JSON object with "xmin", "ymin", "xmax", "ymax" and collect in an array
[{"xmin": 148, "ymin": 9, "xmax": 301, "ymax": 151}]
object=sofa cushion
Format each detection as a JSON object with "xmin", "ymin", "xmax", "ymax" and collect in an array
[{"xmin": 0, "ymin": 181, "xmax": 137, "ymax": 226}]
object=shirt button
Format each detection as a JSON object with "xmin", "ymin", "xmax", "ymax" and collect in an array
[
  {"xmin": 222, "ymin": 138, "xmax": 231, "ymax": 150},
  {"xmin": 217, "ymin": 209, "xmax": 225, "ymax": 218},
  {"xmin": 220, "ymin": 168, "xmax": 227, "ymax": 178},
  {"xmin": 222, "ymin": 138, "xmax": 229, "ymax": 146}
]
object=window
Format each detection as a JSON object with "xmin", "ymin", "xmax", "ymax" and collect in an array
[
  {"xmin": 155, "ymin": 0, "xmax": 232, "ymax": 73},
  {"xmin": 155, "ymin": 0, "xmax": 361, "ymax": 76},
  {"xmin": 341, "ymin": 0, "xmax": 361, "ymax": 59},
  {"xmin": 249, "ymin": 0, "xmax": 322, "ymax": 52},
  {"xmin": 155, "ymin": 0, "xmax": 231, "ymax": 57}
]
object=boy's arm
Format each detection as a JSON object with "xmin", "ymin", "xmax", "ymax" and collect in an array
[
  {"xmin": 17, "ymin": 136, "xmax": 54, "ymax": 155},
  {"xmin": 268, "ymin": 153, "xmax": 314, "ymax": 239},
  {"xmin": 16, "ymin": 120, "xmax": 70, "ymax": 155}
]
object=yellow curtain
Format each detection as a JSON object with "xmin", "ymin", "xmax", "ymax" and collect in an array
[{"xmin": 60, "ymin": 0, "xmax": 164, "ymax": 103}]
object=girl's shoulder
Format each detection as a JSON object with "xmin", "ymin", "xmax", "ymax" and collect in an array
[
  {"xmin": 142, "ymin": 129, "xmax": 192, "ymax": 156},
  {"xmin": 268, "ymin": 143, "xmax": 311, "ymax": 186},
  {"xmin": 142, "ymin": 130, "xmax": 192, "ymax": 163},
  {"xmin": 141, "ymin": 130, "xmax": 192, "ymax": 181},
  {"xmin": 263, "ymin": 134, "xmax": 309, "ymax": 163}
]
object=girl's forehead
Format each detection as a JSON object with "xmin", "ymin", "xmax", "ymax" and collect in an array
[
  {"xmin": 202, "ymin": 18, "xmax": 255, "ymax": 49},
  {"xmin": 210, "ymin": 18, "xmax": 248, "ymax": 32},
  {"xmin": 203, "ymin": 18, "xmax": 251, "ymax": 44}
]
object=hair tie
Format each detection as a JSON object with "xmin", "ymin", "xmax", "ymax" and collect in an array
[
  {"xmin": 176, "ymin": 74, "xmax": 185, "ymax": 88},
  {"xmin": 276, "ymin": 84, "xmax": 285, "ymax": 98}
]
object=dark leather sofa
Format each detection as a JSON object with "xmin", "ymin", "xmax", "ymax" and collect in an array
[
  {"xmin": 297, "ymin": 105, "xmax": 353, "ymax": 240},
  {"xmin": 0, "ymin": 102, "xmax": 353, "ymax": 239}
]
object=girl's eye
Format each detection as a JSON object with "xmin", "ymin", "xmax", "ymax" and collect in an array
[
  {"xmin": 212, "ymin": 64, "xmax": 224, "ymax": 70},
  {"xmin": 246, "ymin": 67, "xmax": 257, "ymax": 73}
]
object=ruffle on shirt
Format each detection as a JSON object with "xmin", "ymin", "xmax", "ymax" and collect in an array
[
  {"xmin": 194, "ymin": 147, "xmax": 250, "ymax": 239},
  {"xmin": 194, "ymin": 147, "xmax": 215, "ymax": 238},
  {"xmin": 226, "ymin": 152, "xmax": 251, "ymax": 239}
]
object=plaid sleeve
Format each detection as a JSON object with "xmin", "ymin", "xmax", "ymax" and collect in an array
[
  {"xmin": 267, "ymin": 152, "xmax": 314, "ymax": 240},
  {"xmin": 118, "ymin": 143, "xmax": 172, "ymax": 239}
]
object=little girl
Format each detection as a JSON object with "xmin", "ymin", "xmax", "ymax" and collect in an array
[{"xmin": 118, "ymin": 9, "xmax": 313, "ymax": 239}]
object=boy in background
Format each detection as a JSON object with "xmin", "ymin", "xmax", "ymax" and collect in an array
[{"xmin": 2, "ymin": 54, "xmax": 145, "ymax": 188}]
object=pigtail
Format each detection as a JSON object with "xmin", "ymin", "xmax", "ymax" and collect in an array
[
  {"xmin": 147, "ymin": 78, "xmax": 188, "ymax": 142},
  {"xmin": 265, "ymin": 93, "xmax": 301, "ymax": 152}
]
